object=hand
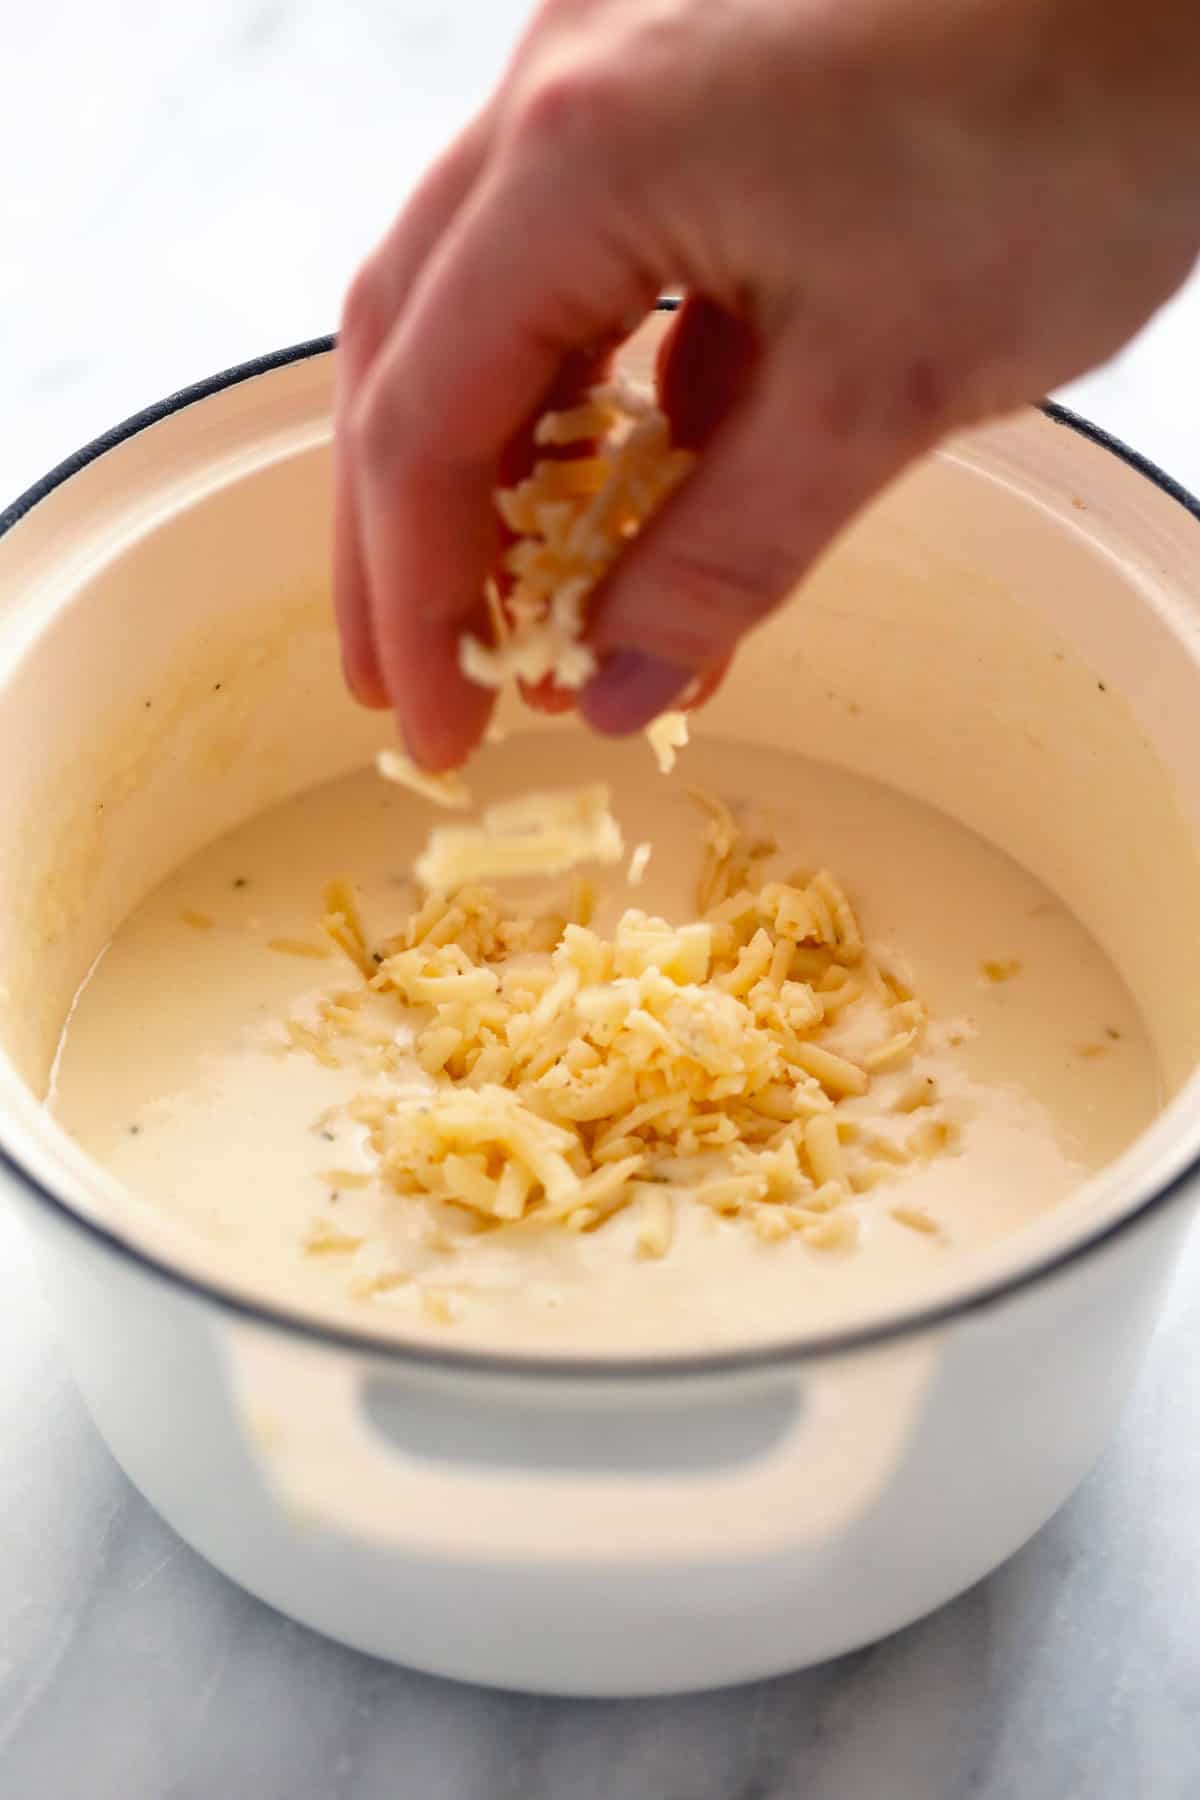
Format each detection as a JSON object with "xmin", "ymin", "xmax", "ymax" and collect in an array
[{"xmin": 334, "ymin": 0, "xmax": 1200, "ymax": 769}]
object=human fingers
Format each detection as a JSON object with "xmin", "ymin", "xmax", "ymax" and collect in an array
[
  {"xmin": 351, "ymin": 136, "xmax": 661, "ymax": 767},
  {"xmin": 581, "ymin": 321, "xmax": 933, "ymax": 733},
  {"xmin": 334, "ymin": 115, "xmax": 493, "ymax": 711}
]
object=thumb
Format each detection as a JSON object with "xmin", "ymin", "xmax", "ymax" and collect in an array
[{"xmin": 580, "ymin": 328, "xmax": 920, "ymax": 734}]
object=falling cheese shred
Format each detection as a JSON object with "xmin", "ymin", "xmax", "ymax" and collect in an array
[
  {"xmin": 376, "ymin": 748, "xmax": 471, "ymax": 810},
  {"xmin": 415, "ymin": 783, "xmax": 624, "ymax": 891},
  {"xmin": 646, "ymin": 711, "xmax": 689, "ymax": 774},
  {"xmin": 627, "ymin": 842, "xmax": 652, "ymax": 886}
]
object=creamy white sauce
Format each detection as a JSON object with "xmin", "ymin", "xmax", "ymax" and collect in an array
[{"xmin": 49, "ymin": 732, "xmax": 1161, "ymax": 1352}]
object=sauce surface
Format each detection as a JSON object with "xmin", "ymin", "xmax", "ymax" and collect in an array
[{"xmin": 50, "ymin": 732, "xmax": 1161, "ymax": 1351}]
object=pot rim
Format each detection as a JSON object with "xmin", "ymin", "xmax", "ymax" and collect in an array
[{"xmin": 2, "ymin": 325, "xmax": 1198, "ymax": 1382}]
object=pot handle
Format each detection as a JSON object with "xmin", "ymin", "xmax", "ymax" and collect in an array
[{"xmin": 225, "ymin": 1321, "xmax": 940, "ymax": 1565}]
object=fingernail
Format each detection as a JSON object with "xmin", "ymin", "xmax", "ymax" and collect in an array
[{"xmin": 580, "ymin": 649, "xmax": 691, "ymax": 735}]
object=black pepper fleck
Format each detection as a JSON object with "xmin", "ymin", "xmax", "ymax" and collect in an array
[
  {"xmin": 1098, "ymin": 681, "xmax": 1108, "ymax": 693},
  {"xmin": 213, "ymin": 681, "xmax": 223, "ymax": 693},
  {"xmin": 372, "ymin": 951, "xmax": 383, "ymax": 964},
  {"xmin": 129, "ymin": 1123, "xmax": 141, "ymax": 1136},
  {"xmin": 319, "ymin": 1129, "xmax": 336, "ymax": 1142},
  {"xmin": 233, "ymin": 877, "xmax": 248, "ymax": 890},
  {"xmin": 1106, "ymin": 1026, "xmax": 1122, "ymax": 1041}
]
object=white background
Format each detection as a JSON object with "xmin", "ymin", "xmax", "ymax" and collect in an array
[{"xmin": 2, "ymin": 0, "xmax": 1199, "ymax": 505}]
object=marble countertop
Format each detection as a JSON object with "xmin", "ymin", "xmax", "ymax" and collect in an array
[{"xmin": 3, "ymin": 4, "xmax": 1200, "ymax": 1794}]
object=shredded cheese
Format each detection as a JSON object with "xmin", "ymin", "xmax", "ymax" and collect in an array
[
  {"xmin": 646, "ymin": 711, "xmax": 689, "ymax": 775},
  {"xmin": 459, "ymin": 375, "xmax": 695, "ymax": 697},
  {"xmin": 382, "ymin": 374, "xmax": 696, "ymax": 884},
  {"xmin": 628, "ymin": 842, "xmax": 652, "ymax": 886},
  {"xmin": 377, "ymin": 748, "xmax": 471, "ymax": 810},
  {"xmin": 415, "ymin": 783, "xmax": 624, "ymax": 891},
  {"xmin": 291, "ymin": 797, "xmax": 955, "ymax": 1306}
]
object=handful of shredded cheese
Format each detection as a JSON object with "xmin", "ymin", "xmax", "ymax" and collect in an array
[
  {"xmin": 461, "ymin": 376, "xmax": 695, "ymax": 695},
  {"xmin": 291, "ymin": 796, "xmax": 956, "ymax": 1303}
]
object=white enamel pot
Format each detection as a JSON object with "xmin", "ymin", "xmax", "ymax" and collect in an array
[{"xmin": 2, "ymin": 319, "xmax": 1200, "ymax": 1697}]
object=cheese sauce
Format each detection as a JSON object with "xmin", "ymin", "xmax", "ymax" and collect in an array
[{"xmin": 49, "ymin": 732, "xmax": 1161, "ymax": 1352}]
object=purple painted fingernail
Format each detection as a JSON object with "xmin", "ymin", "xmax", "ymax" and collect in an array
[{"xmin": 581, "ymin": 650, "xmax": 691, "ymax": 735}]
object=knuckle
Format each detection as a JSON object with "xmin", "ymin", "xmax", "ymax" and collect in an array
[
  {"xmin": 351, "ymin": 372, "xmax": 409, "ymax": 474},
  {"xmin": 886, "ymin": 354, "xmax": 959, "ymax": 447},
  {"xmin": 533, "ymin": 0, "xmax": 599, "ymax": 23},
  {"xmin": 339, "ymin": 263, "xmax": 384, "ymax": 353},
  {"xmin": 340, "ymin": 262, "xmax": 395, "ymax": 383},
  {"xmin": 512, "ymin": 59, "xmax": 628, "ymax": 158}
]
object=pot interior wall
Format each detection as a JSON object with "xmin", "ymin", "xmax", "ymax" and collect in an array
[{"xmin": 0, "ymin": 374, "xmax": 1198, "ymax": 1192}]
